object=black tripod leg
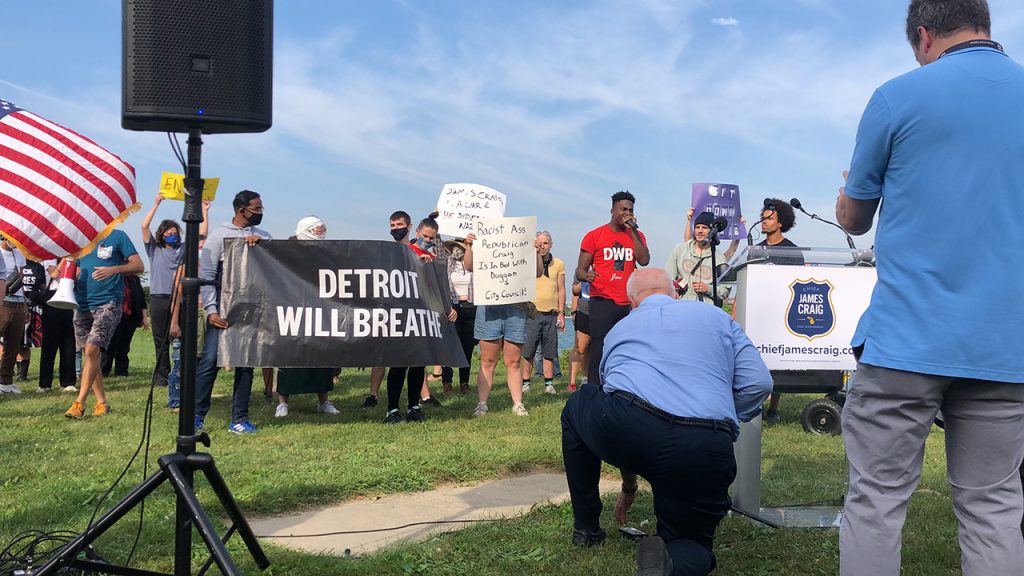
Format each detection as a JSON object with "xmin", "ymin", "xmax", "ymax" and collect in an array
[
  {"xmin": 163, "ymin": 461, "xmax": 243, "ymax": 576},
  {"xmin": 198, "ymin": 456, "xmax": 271, "ymax": 569},
  {"xmin": 34, "ymin": 470, "xmax": 169, "ymax": 576}
]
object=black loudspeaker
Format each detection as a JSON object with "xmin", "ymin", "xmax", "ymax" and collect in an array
[{"xmin": 122, "ymin": 0, "xmax": 273, "ymax": 134}]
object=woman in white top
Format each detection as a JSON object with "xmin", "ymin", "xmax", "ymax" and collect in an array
[{"xmin": 441, "ymin": 236, "xmax": 477, "ymax": 395}]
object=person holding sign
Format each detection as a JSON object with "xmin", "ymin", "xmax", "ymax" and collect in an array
[
  {"xmin": 141, "ymin": 192, "xmax": 185, "ymax": 390},
  {"xmin": 575, "ymin": 191, "xmax": 649, "ymax": 388},
  {"xmin": 469, "ymin": 233, "xmax": 545, "ymax": 418},
  {"xmin": 382, "ymin": 214, "xmax": 455, "ymax": 424},
  {"xmin": 666, "ymin": 209, "xmax": 739, "ymax": 305},
  {"xmin": 274, "ymin": 216, "xmax": 340, "ymax": 419},
  {"xmin": 195, "ymin": 190, "xmax": 272, "ymax": 435}
]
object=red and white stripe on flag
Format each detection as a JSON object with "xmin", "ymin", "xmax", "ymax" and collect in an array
[{"xmin": 0, "ymin": 98, "xmax": 139, "ymax": 260}]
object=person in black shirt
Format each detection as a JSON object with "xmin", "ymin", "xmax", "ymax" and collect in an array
[
  {"xmin": 757, "ymin": 198, "xmax": 803, "ymax": 423},
  {"xmin": 756, "ymin": 198, "xmax": 805, "ymax": 267}
]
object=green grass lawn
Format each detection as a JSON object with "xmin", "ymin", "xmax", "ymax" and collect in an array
[{"xmin": 0, "ymin": 332, "xmax": 962, "ymax": 575}]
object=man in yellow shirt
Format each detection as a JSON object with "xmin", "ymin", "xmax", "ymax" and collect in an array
[{"xmin": 522, "ymin": 231, "xmax": 566, "ymax": 394}]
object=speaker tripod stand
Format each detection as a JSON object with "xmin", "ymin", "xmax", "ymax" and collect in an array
[{"xmin": 36, "ymin": 128, "xmax": 269, "ymax": 576}]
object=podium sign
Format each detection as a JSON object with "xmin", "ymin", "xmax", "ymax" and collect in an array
[{"xmin": 736, "ymin": 264, "xmax": 875, "ymax": 371}]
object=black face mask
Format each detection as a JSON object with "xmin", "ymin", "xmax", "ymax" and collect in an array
[
  {"xmin": 390, "ymin": 227, "xmax": 409, "ymax": 241},
  {"xmin": 245, "ymin": 212, "xmax": 263, "ymax": 226}
]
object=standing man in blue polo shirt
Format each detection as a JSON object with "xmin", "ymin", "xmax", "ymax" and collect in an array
[
  {"xmin": 837, "ymin": 1, "xmax": 1024, "ymax": 574},
  {"xmin": 561, "ymin": 269, "xmax": 771, "ymax": 575}
]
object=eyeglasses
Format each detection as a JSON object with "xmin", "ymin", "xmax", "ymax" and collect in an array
[{"xmin": 245, "ymin": 206, "xmax": 264, "ymax": 214}]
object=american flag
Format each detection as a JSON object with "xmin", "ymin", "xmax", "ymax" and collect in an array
[{"xmin": 0, "ymin": 98, "xmax": 138, "ymax": 260}]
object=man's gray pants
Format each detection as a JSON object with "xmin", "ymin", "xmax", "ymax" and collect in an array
[{"xmin": 841, "ymin": 363, "xmax": 1024, "ymax": 575}]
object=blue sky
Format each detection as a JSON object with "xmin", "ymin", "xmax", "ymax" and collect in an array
[{"xmin": 4, "ymin": 0, "xmax": 1024, "ymax": 266}]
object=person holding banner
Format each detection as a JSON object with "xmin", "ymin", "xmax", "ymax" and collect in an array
[
  {"xmin": 382, "ymin": 213, "xmax": 453, "ymax": 424},
  {"xmin": 274, "ymin": 216, "xmax": 340, "ymax": 419},
  {"xmin": 195, "ymin": 190, "xmax": 271, "ymax": 434},
  {"xmin": 575, "ymin": 191, "xmax": 650, "ymax": 388}
]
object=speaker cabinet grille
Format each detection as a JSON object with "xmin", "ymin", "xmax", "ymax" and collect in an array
[{"xmin": 123, "ymin": 0, "xmax": 273, "ymax": 133}]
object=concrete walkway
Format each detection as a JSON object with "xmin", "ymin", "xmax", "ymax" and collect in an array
[{"xmin": 251, "ymin": 472, "xmax": 620, "ymax": 556}]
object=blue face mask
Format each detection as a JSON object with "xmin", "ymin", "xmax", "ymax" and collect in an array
[
  {"xmin": 164, "ymin": 234, "xmax": 180, "ymax": 247},
  {"xmin": 418, "ymin": 238, "xmax": 435, "ymax": 250}
]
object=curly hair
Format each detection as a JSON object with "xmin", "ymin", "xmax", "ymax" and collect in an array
[
  {"xmin": 765, "ymin": 198, "xmax": 796, "ymax": 233},
  {"xmin": 154, "ymin": 219, "xmax": 181, "ymax": 248}
]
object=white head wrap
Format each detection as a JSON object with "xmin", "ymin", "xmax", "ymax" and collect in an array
[{"xmin": 295, "ymin": 216, "xmax": 326, "ymax": 240}]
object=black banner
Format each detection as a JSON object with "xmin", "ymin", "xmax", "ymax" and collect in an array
[{"xmin": 218, "ymin": 239, "xmax": 468, "ymax": 368}]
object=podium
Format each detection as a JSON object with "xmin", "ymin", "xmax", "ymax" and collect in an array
[{"xmin": 728, "ymin": 246, "xmax": 876, "ymax": 526}]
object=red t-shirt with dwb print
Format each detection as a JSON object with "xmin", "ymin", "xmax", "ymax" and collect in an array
[{"xmin": 580, "ymin": 224, "xmax": 647, "ymax": 306}]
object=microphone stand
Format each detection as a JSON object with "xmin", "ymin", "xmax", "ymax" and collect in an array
[
  {"xmin": 706, "ymin": 229, "xmax": 724, "ymax": 309},
  {"xmin": 797, "ymin": 207, "xmax": 856, "ymax": 249}
]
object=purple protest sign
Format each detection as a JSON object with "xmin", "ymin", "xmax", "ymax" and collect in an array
[{"xmin": 691, "ymin": 183, "xmax": 747, "ymax": 240}]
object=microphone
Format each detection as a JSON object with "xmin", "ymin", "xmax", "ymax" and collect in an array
[
  {"xmin": 790, "ymin": 197, "xmax": 856, "ymax": 249},
  {"xmin": 625, "ymin": 218, "xmax": 639, "ymax": 230},
  {"xmin": 711, "ymin": 216, "xmax": 728, "ymax": 233},
  {"xmin": 747, "ymin": 199, "xmax": 777, "ymax": 246}
]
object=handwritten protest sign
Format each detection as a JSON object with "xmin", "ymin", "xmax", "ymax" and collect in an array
[
  {"xmin": 472, "ymin": 216, "xmax": 536, "ymax": 305},
  {"xmin": 160, "ymin": 171, "xmax": 219, "ymax": 201},
  {"xmin": 691, "ymin": 183, "xmax": 746, "ymax": 240},
  {"xmin": 436, "ymin": 183, "xmax": 506, "ymax": 237}
]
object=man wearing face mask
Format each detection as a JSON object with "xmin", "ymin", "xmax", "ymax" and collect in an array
[
  {"xmin": 382, "ymin": 214, "xmax": 457, "ymax": 423},
  {"xmin": 362, "ymin": 211, "xmax": 417, "ymax": 409},
  {"xmin": 195, "ymin": 190, "xmax": 272, "ymax": 435}
]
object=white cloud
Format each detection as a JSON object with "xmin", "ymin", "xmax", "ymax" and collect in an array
[{"xmin": 711, "ymin": 17, "xmax": 739, "ymax": 26}]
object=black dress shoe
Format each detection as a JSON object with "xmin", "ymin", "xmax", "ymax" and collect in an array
[
  {"xmin": 636, "ymin": 536, "xmax": 672, "ymax": 576},
  {"xmin": 571, "ymin": 527, "xmax": 606, "ymax": 548}
]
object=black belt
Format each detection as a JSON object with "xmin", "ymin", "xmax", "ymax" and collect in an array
[
  {"xmin": 537, "ymin": 310, "xmax": 558, "ymax": 316},
  {"xmin": 611, "ymin": 390, "xmax": 733, "ymax": 434}
]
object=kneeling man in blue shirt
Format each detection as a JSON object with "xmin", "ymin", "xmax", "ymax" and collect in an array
[{"xmin": 561, "ymin": 268, "xmax": 772, "ymax": 576}]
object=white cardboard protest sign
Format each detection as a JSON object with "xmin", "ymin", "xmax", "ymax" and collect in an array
[
  {"xmin": 436, "ymin": 183, "xmax": 507, "ymax": 237},
  {"xmin": 472, "ymin": 216, "xmax": 536, "ymax": 305}
]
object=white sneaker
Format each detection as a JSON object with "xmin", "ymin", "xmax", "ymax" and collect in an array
[
  {"xmin": 0, "ymin": 384, "xmax": 22, "ymax": 394},
  {"xmin": 512, "ymin": 402, "xmax": 529, "ymax": 416},
  {"xmin": 62, "ymin": 385, "xmax": 78, "ymax": 393},
  {"xmin": 275, "ymin": 403, "xmax": 289, "ymax": 418},
  {"xmin": 544, "ymin": 384, "xmax": 557, "ymax": 395},
  {"xmin": 35, "ymin": 387, "xmax": 51, "ymax": 393},
  {"xmin": 521, "ymin": 382, "xmax": 531, "ymax": 393},
  {"xmin": 318, "ymin": 401, "xmax": 340, "ymax": 415},
  {"xmin": 473, "ymin": 402, "xmax": 488, "ymax": 417}
]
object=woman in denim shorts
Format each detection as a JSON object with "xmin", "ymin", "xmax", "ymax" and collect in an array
[{"xmin": 466, "ymin": 233, "xmax": 543, "ymax": 417}]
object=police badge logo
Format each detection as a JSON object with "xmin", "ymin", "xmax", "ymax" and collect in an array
[{"xmin": 786, "ymin": 279, "xmax": 835, "ymax": 341}]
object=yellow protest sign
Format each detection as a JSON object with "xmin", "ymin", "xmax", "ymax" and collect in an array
[{"xmin": 159, "ymin": 172, "xmax": 219, "ymax": 201}]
